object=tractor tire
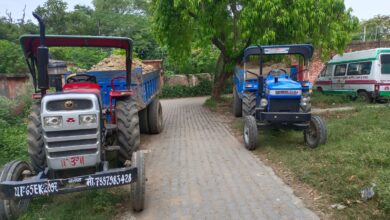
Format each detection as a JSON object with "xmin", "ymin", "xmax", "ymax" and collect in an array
[
  {"xmin": 131, "ymin": 151, "xmax": 145, "ymax": 212},
  {"xmin": 27, "ymin": 103, "xmax": 46, "ymax": 174},
  {"xmin": 242, "ymin": 92, "xmax": 256, "ymax": 116},
  {"xmin": 148, "ymin": 99, "xmax": 163, "ymax": 134},
  {"xmin": 232, "ymin": 86, "xmax": 242, "ymax": 117},
  {"xmin": 358, "ymin": 91, "xmax": 372, "ymax": 103},
  {"xmin": 244, "ymin": 116, "xmax": 258, "ymax": 150},
  {"xmin": 138, "ymin": 108, "xmax": 149, "ymax": 134},
  {"xmin": 116, "ymin": 98, "xmax": 140, "ymax": 163},
  {"xmin": 0, "ymin": 160, "xmax": 32, "ymax": 220},
  {"xmin": 304, "ymin": 115, "xmax": 327, "ymax": 148}
]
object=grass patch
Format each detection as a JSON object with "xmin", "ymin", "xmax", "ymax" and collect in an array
[
  {"xmin": 233, "ymin": 107, "xmax": 390, "ymax": 219},
  {"xmin": 311, "ymin": 91, "xmax": 355, "ymax": 108},
  {"xmin": 204, "ymin": 96, "xmax": 232, "ymax": 111},
  {"xmin": 19, "ymin": 188, "xmax": 128, "ymax": 220}
]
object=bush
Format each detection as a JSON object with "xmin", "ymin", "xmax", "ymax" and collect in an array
[
  {"xmin": 50, "ymin": 47, "xmax": 110, "ymax": 70},
  {"xmin": 0, "ymin": 40, "xmax": 28, "ymax": 74},
  {"xmin": 161, "ymin": 80, "xmax": 212, "ymax": 98}
]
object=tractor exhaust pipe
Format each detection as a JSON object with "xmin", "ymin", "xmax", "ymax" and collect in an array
[{"xmin": 33, "ymin": 12, "xmax": 49, "ymax": 93}]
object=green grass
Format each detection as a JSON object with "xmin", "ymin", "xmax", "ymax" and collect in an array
[
  {"xmin": 234, "ymin": 107, "xmax": 390, "ymax": 219},
  {"xmin": 204, "ymin": 96, "xmax": 232, "ymax": 111},
  {"xmin": 311, "ymin": 91, "xmax": 356, "ymax": 108},
  {"xmin": 19, "ymin": 188, "xmax": 128, "ymax": 220}
]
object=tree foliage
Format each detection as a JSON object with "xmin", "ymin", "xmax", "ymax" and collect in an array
[
  {"xmin": 354, "ymin": 15, "xmax": 390, "ymax": 41},
  {"xmin": 151, "ymin": 0, "xmax": 359, "ymax": 97},
  {"xmin": 0, "ymin": 40, "xmax": 28, "ymax": 73}
]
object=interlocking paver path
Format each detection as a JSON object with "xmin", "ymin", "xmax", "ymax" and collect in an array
[{"xmin": 124, "ymin": 97, "xmax": 319, "ymax": 220}]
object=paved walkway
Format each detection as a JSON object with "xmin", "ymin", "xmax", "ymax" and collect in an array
[{"xmin": 123, "ymin": 97, "xmax": 319, "ymax": 220}]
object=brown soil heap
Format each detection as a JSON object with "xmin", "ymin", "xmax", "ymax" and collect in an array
[{"xmin": 90, "ymin": 55, "xmax": 156, "ymax": 73}]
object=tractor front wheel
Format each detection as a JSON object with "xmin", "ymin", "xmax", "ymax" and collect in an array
[
  {"xmin": 131, "ymin": 151, "xmax": 145, "ymax": 212},
  {"xmin": 244, "ymin": 116, "xmax": 258, "ymax": 150},
  {"xmin": 27, "ymin": 103, "xmax": 46, "ymax": 174},
  {"xmin": 116, "ymin": 97, "xmax": 140, "ymax": 164},
  {"xmin": 0, "ymin": 160, "xmax": 32, "ymax": 220},
  {"xmin": 304, "ymin": 115, "xmax": 327, "ymax": 148}
]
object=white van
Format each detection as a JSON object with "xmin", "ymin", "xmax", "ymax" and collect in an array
[{"xmin": 314, "ymin": 48, "xmax": 390, "ymax": 102}]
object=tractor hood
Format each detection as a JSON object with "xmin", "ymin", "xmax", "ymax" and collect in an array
[{"xmin": 266, "ymin": 74, "xmax": 302, "ymax": 90}]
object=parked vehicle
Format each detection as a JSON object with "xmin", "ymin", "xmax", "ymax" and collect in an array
[
  {"xmin": 0, "ymin": 13, "xmax": 162, "ymax": 219},
  {"xmin": 314, "ymin": 48, "xmax": 390, "ymax": 102},
  {"xmin": 239, "ymin": 44, "xmax": 327, "ymax": 150},
  {"xmin": 233, "ymin": 52, "xmax": 300, "ymax": 117}
]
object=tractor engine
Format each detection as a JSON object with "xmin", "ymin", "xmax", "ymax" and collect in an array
[
  {"xmin": 260, "ymin": 73, "xmax": 311, "ymax": 114},
  {"xmin": 41, "ymin": 93, "xmax": 101, "ymax": 170}
]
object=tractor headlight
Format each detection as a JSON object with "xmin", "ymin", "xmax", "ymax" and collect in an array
[
  {"xmin": 260, "ymin": 98, "xmax": 268, "ymax": 107},
  {"xmin": 79, "ymin": 114, "xmax": 97, "ymax": 125},
  {"xmin": 301, "ymin": 97, "xmax": 309, "ymax": 106},
  {"xmin": 44, "ymin": 116, "xmax": 63, "ymax": 128}
]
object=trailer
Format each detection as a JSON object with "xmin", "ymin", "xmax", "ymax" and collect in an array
[{"xmin": 0, "ymin": 13, "xmax": 162, "ymax": 219}]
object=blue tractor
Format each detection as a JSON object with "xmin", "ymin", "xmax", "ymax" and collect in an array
[{"xmin": 233, "ymin": 44, "xmax": 327, "ymax": 149}]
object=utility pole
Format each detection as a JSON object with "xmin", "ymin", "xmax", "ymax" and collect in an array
[{"xmin": 363, "ymin": 26, "xmax": 366, "ymax": 42}]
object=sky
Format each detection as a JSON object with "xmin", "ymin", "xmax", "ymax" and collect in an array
[{"xmin": 0, "ymin": 0, "xmax": 388, "ymax": 22}]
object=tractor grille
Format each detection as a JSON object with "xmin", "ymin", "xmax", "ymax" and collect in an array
[
  {"xmin": 269, "ymin": 99, "xmax": 300, "ymax": 112},
  {"xmin": 49, "ymin": 149, "xmax": 98, "ymax": 157},
  {"xmin": 45, "ymin": 129, "xmax": 98, "ymax": 138},
  {"xmin": 46, "ymin": 99, "xmax": 93, "ymax": 111},
  {"xmin": 47, "ymin": 138, "xmax": 98, "ymax": 148}
]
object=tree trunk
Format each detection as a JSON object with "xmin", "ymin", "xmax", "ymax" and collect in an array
[{"xmin": 211, "ymin": 53, "xmax": 233, "ymax": 99}]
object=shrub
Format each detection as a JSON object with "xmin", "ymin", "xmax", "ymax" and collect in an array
[
  {"xmin": 0, "ymin": 40, "xmax": 28, "ymax": 74},
  {"xmin": 161, "ymin": 80, "xmax": 213, "ymax": 98}
]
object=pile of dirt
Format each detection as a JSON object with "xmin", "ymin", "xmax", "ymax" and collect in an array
[{"xmin": 90, "ymin": 55, "xmax": 156, "ymax": 73}]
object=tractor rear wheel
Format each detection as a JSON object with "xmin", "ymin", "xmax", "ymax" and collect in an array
[
  {"xmin": 116, "ymin": 97, "xmax": 140, "ymax": 163},
  {"xmin": 131, "ymin": 151, "xmax": 145, "ymax": 212},
  {"xmin": 242, "ymin": 92, "xmax": 256, "ymax": 116},
  {"xmin": 138, "ymin": 108, "xmax": 149, "ymax": 134},
  {"xmin": 0, "ymin": 160, "xmax": 32, "ymax": 220},
  {"xmin": 232, "ymin": 86, "xmax": 242, "ymax": 117},
  {"xmin": 148, "ymin": 99, "xmax": 163, "ymax": 134},
  {"xmin": 304, "ymin": 115, "xmax": 327, "ymax": 148},
  {"xmin": 27, "ymin": 103, "xmax": 46, "ymax": 174},
  {"xmin": 244, "ymin": 116, "xmax": 258, "ymax": 150}
]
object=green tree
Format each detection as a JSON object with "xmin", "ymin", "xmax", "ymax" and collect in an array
[
  {"xmin": 35, "ymin": 0, "xmax": 69, "ymax": 34},
  {"xmin": 151, "ymin": 0, "xmax": 358, "ymax": 98},
  {"xmin": 0, "ymin": 40, "xmax": 28, "ymax": 74},
  {"xmin": 359, "ymin": 15, "xmax": 390, "ymax": 41}
]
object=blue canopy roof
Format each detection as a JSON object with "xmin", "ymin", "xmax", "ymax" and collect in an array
[{"xmin": 243, "ymin": 44, "xmax": 314, "ymax": 63}]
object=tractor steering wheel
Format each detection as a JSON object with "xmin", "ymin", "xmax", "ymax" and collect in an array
[
  {"xmin": 267, "ymin": 68, "xmax": 287, "ymax": 76},
  {"xmin": 246, "ymin": 70, "xmax": 259, "ymax": 77},
  {"xmin": 66, "ymin": 73, "xmax": 97, "ymax": 84}
]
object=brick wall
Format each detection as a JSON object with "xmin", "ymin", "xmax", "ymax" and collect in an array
[{"xmin": 0, "ymin": 75, "xmax": 29, "ymax": 99}]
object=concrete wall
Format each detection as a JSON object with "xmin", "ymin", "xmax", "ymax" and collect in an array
[{"xmin": 0, "ymin": 74, "xmax": 29, "ymax": 99}]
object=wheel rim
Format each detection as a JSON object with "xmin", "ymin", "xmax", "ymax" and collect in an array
[{"xmin": 244, "ymin": 124, "xmax": 249, "ymax": 144}]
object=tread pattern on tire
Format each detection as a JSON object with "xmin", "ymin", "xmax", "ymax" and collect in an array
[
  {"xmin": 0, "ymin": 160, "xmax": 31, "ymax": 220},
  {"xmin": 116, "ymin": 97, "xmax": 140, "ymax": 163},
  {"xmin": 131, "ymin": 151, "xmax": 145, "ymax": 212},
  {"xmin": 148, "ymin": 99, "xmax": 163, "ymax": 134},
  {"xmin": 138, "ymin": 108, "xmax": 149, "ymax": 134},
  {"xmin": 242, "ymin": 92, "xmax": 256, "ymax": 116},
  {"xmin": 27, "ymin": 103, "xmax": 46, "ymax": 173},
  {"xmin": 244, "ymin": 116, "xmax": 258, "ymax": 150},
  {"xmin": 232, "ymin": 86, "xmax": 242, "ymax": 117},
  {"xmin": 304, "ymin": 115, "xmax": 327, "ymax": 148}
]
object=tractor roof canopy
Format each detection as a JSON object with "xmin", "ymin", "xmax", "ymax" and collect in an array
[
  {"xmin": 20, "ymin": 35, "xmax": 133, "ymax": 59},
  {"xmin": 243, "ymin": 44, "xmax": 314, "ymax": 64}
]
